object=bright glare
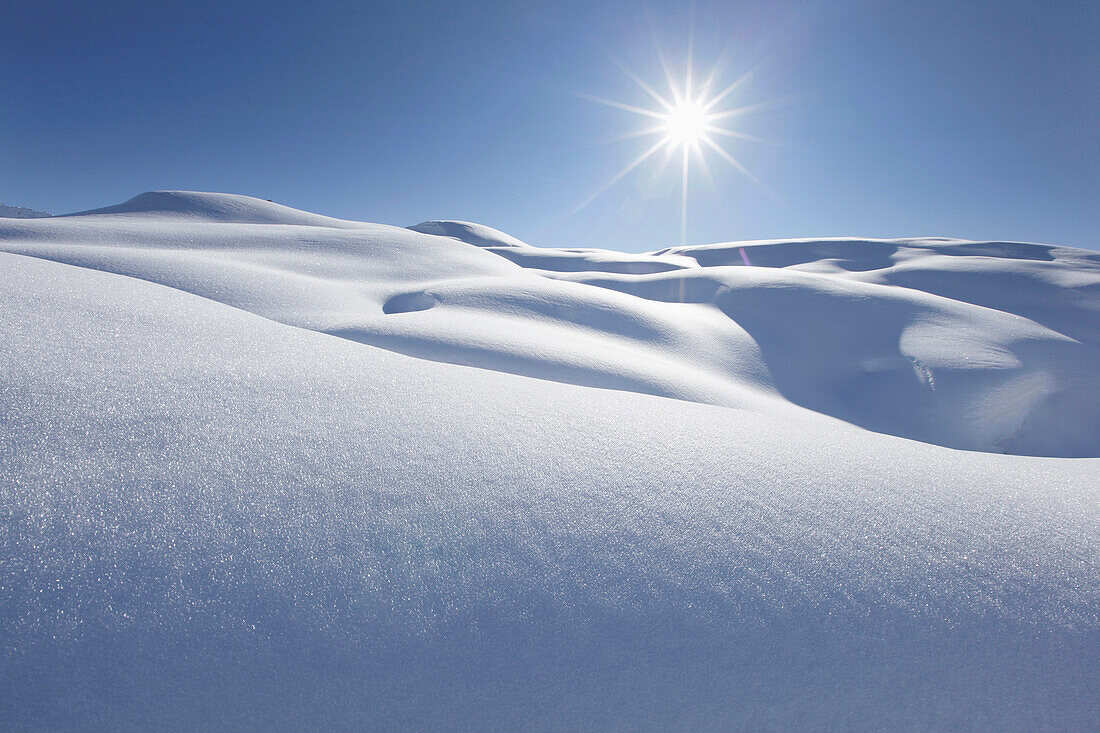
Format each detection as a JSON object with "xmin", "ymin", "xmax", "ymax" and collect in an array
[
  {"xmin": 576, "ymin": 47, "xmax": 776, "ymax": 245},
  {"xmin": 663, "ymin": 101, "xmax": 708, "ymax": 147}
]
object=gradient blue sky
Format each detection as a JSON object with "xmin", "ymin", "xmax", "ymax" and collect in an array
[{"xmin": 2, "ymin": 0, "xmax": 1097, "ymax": 251}]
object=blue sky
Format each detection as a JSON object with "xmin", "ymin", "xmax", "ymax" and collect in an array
[{"xmin": 2, "ymin": 0, "xmax": 1097, "ymax": 251}]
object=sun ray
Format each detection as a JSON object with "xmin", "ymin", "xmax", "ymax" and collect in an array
[
  {"xmin": 571, "ymin": 92, "xmax": 668, "ymax": 120},
  {"xmin": 703, "ymin": 125, "xmax": 785, "ymax": 147},
  {"xmin": 646, "ymin": 17, "xmax": 682, "ymax": 105},
  {"xmin": 572, "ymin": 136, "xmax": 671, "ymax": 215},
  {"xmin": 695, "ymin": 36, "xmax": 739, "ymax": 101},
  {"xmin": 680, "ymin": 144, "xmax": 690, "ymax": 246},
  {"xmin": 701, "ymin": 67, "xmax": 757, "ymax": 112},
  {"xmin": 605, "ymin": 53, "xmax": 675, "ymax": 112},
  {"xmin": 695, "ymin": 55, "xmax": 725, "ymax": 102},
  {"xmin": 700, "ymin": 135, "xmax": 777, "ymax": 197},
  {"xmin": 684, "ymin": 22, "xmax": 694, "ymax": 104},
  {"xmin": 654, "ymin": 140, "xmax": 679, "ymax": 178},
  {"xmin": 693, "ymin": 141, "xmax": 719, "ymax": 197},
  {"xmin": 705, "ymin": 92, "xmax": 808, "ymax": 121},
  {"xmin": 600, "ymin": 124, "xmax": 673, "ymax": 145}
]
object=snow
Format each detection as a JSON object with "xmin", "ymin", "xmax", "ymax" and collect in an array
[
  {"xmin": 0, "ymin": 202, "xmax": 51, "ymax": 219},
  {"xmin": 1, "ymin": 191, "xmax": 1098, "ymax": 728},
  {"xmin": 408, "ymin": 219, "xmax": 530, "ymax": 248}
]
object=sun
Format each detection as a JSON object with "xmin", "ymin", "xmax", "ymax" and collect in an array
[
  {"xmin": 663, "ymin": 100, "xmax": 709, "ymax": 147},
  {"xmin": 574, "ymin": 46, "xmax": 775, "ymax": 245}
]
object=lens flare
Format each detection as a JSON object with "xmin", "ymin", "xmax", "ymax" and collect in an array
[{"xmin": 575, "ymin": 43, "xmax": 779, "ymax": 245}]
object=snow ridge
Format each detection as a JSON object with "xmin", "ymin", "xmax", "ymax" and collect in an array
[
  {"xmin": 3, "ymin": 191, "xmax": 1097, "ymax": 456},
  {"xmin": 0, "ymin": 202, "xmax": 51, "ymax": 218}
]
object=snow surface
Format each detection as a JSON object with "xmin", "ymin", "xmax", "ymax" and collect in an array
[
  {"xmin": 1, "ymin": 191, "xmax": 1098, "ymax": 728},
  {"xmin": 0, "ymin": 202, "xmax": 50, "ymax": 219}
]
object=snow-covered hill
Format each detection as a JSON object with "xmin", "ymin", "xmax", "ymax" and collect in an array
[
  {"xmin": 1, "ymin": 191, "xmax": 1097, "ymax": 729},
  {"xmin": 0, "ymin": 202, "xmax": 50, "ymax": 218}
]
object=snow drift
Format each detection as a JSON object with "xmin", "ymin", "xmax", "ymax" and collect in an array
[
  {"xmin": 0, "ymin": 202, "xmax": 50, "ymax": 219},
  {"xmin": 1, "ymin": 191, "xmax": 1098, "ymax": 729}
]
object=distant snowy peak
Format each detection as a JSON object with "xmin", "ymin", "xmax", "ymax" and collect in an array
[
  {"xmin": 408, "ymin": 220, "xmax": 529, "ymax": 248},
  {"xmin": 59, "ymin": 190, "xmax": 369, "ymax": 228},
  {"xmin": 0, "ymin": 203, "xmax": 51, "ymax": 218}
]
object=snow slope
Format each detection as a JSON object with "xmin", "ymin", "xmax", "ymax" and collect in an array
[
  {"xmin": 0, "ymin": 202, "xmax": 50, "ymax": 218},
  {"xmin": 1, "ymin": 192, "xmax": 1098, "ymax": 729}
]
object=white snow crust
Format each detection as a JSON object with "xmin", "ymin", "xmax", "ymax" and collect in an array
[{"xmin": 1, "ymin": 191, "xmax": 1098, "ymax": 728}]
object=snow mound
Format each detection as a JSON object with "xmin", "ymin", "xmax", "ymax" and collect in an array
[
  {"xmin": 0, "ymin": 202, "xmax": 51, "ymax": 218},
  {"xmin": 4, "ymin": 194, "xmax": 1097, "ymax": 456},
  {"xmin": 408, "ymin": 219, "xmax": 529, "ymax": 247},
  {"xmin": 1, "ymin": 193, "xmax": 1098, "ymax": 728},
  {"xmin": 61, "ymin": 190, "xmax": 368, "ymax": 228}
]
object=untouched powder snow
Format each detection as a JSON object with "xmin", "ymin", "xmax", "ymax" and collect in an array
[
  {"xmin": 1, "ymin": 191, "xmax": 1098, "ymax": 728},
  {"xmin": 5, "ymin": 191, "xmax": 1099, "ymax": 456}
]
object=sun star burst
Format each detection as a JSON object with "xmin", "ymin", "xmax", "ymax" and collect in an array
[{"xmin": 576, "ymin": 50, "xmax": 774, "ymax": 245}]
